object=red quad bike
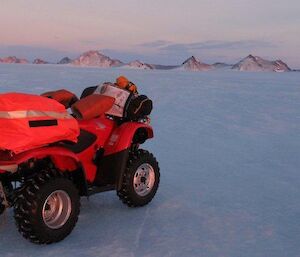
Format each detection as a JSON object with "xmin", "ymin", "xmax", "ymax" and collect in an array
[{"xmin": 0, "ymin": 86, "xmax": 160, "ymax": 244}]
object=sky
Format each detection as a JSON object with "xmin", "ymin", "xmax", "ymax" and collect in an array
[{"xmin": 0, "ymin": 0, "xmax": 299, "ymax": 67}]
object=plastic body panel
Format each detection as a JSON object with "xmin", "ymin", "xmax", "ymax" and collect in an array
[
  {"xmin": 104, "ymin": 122, "xmax": 153, "ymax": 156},
  {"xmin": 0, "ymin": 115, "xmax": 153, "ymax": 185}
]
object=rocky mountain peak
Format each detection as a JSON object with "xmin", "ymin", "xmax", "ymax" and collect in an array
[
  {"xmin": 125, "ymin": 60, "xmax": 153, "ymax": 69},
  {"xmin": 233, "ymin": 55, "xmax": 291, "ymax": 72},
  {"xmin": 71, "ymin": 50, "xmax": 123, "ymax": 67},
  {"xmin": 58, "ymin": 57, "xmax": 72, "ymax": 64},
  {"xmin": 181, "ymin": 56, "xmax": 213, "ymax": 71},
  {"xmin": 33, "ymin": 58, "xmax": 48, "ymax": 64}
]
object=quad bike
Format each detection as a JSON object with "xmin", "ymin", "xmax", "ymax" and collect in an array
[{"xmin": 0, "ymin": 86, "xmax": 160, "ymax": 244}]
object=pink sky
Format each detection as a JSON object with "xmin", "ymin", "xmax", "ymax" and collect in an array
[{"xmin": 0, "ymin": 0, "xmax": 299, "ymax": 67}]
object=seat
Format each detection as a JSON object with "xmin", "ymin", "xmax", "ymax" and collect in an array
[
  {"xmin": 71, "ymin": 94, "xmax": 115, "ymax": 120},
  {"xmin": 80, "ymin": 86, "xmax": 97, "ymax": 99},
  {"xmin": 41, "ymin": 89, "xmax": 78, "ymax": 108}
]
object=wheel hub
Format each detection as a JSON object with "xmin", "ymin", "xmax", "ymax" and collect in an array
[
  {"xmin": 133, "ymin": 163, "xmax": 155, "ymax": 197},
  {"xmin": 42, "ymin": 190, "xmax": 72, "ymax": 229}
]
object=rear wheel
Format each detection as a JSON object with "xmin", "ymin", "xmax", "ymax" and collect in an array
[
  {"xmin": 117, "ymin": 149, "xmax": 160, "ymax": 207},
  {"xmin": 14, "ymin": 171, "xmax": 80, "ymax": 244}
]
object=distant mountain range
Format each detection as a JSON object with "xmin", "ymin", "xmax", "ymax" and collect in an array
[{"xmin": 0, "ymin": 50, "xmax": 294, "ymax": 72}]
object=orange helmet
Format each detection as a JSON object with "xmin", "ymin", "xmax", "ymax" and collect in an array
[
  {"xmin": 116, "ymin": 76, "xmax": 129, "ymax": 88},
  {"xmin": 116, "ymin": 76, "xmax": 138, "ymax": 94}
]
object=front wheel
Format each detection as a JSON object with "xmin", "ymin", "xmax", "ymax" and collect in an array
[
  {"xmin": 14, "ymin": 171, "xmax": 80, "ymax": 244},
  {"xmin": 117, "ymin": 149, "xmax": 160, "ymax": 207}
]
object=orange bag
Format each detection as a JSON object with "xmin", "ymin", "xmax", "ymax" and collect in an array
[
  {"xmin": 0, "ymin": 93, "xmax": 80, "ymax": 153},
  {"xmin": 71, "ymin": 94, "xmax": 115, "ymax": 120}
]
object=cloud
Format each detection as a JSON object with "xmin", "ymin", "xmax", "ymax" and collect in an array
[
  {"xmin": 101, "ymin": 48, "xmax": 176, "ymax": 65},
  {"xmin": 134, "ymin": 40, "xmax": 280, "ymax": 64},
  {"xmin": 139, "ymin": 40, "xmax": 278, "ymax": 52},
  {"xmin": 138, "ymin": 40, "xmax": 171, "ymax": 48},
  {"xmin": 160, "ymin": 40, "xmax": 277, "ymax": 52}
]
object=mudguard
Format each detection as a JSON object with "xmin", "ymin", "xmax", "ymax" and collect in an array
[
  {"xmin": 104, "ymin": 122, "xmax": 153, "ymax": 156},
  {"xmin": 0, "ymin": 146, "xmax": 89, "ymax": 196},
  {"xmin": 99, "ymin": 122, "xmax": 153, "ymax": 190},
  {"xmin": 0, "ymin": 146, "xmax": 81, "ymax": 175},
  {"xmin": 0, "ymin": 146, "xmax": 78, "ymax": 165}
]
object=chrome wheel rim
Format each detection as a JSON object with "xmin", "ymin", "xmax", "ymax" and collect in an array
[
  {"xmin": 133, "ymin": 163, "xmax": 155, "ymax": 197},
  {"xmin": 42, "ymin": 190, "xmax": 72, "ymax": 229}
]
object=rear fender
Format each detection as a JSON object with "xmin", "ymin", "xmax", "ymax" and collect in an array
[
  {"xmin": 0, "ymin": 147, "xmax": 89, "ymax": 196},
  {"xmin": 104, "ymin": 122, "xmax": 153, "ymax": 156},
  {"xmin": 0, "ymin": 146, "xmax": 80, "ymax": 168}
]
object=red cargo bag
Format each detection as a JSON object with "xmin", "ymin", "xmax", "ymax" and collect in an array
[{"xmin": 0, "ymin": 92, "xmax": 80, "ymax": 153}]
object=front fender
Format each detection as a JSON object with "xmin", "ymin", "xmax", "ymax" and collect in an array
[{"xmin": 104, "ymin": 122, "xmax": 153, "ymax": 156}]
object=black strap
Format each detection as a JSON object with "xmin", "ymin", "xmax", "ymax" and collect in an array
[{"xmin": 29, "ymin": 119, "xmax": 58, "ymax": 127}]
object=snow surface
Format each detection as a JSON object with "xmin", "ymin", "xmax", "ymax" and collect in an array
[{"xmin": 0, "ymin": 63, "xmax": 300, "ymax": 257}]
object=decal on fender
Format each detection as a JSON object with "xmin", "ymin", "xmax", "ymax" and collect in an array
[
  {"xmin": 95, "ymin": 121, "xmax": 106, "ymax": 130},
  {"xmin": 108, "ymin": 134, "xmax": 119, "ymax": 146}
]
